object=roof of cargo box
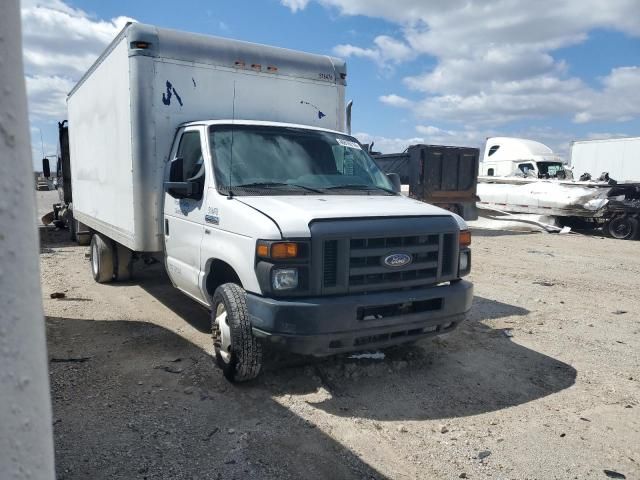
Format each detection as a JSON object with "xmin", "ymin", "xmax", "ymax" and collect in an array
[{"xmin": 69, "ymin": 22, "xmax": 347, "ymax": 98}]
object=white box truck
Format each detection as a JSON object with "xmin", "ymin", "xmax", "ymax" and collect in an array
[
  {"xmin": 570, "ymin": 137, "xmax": 640, "ymax": 182},
  {"xmin": 50, "ymin": 23, "xmax": 473, "ymax": 381}
]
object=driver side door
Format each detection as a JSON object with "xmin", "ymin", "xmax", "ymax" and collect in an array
[{"xmin": 163, "ymin": 126, "xmax": 208, "ymax": 303}]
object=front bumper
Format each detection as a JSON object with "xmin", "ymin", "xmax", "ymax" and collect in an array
[{"xmin": 246, "ymin": 280, "xmax": 473, "ymax": 356}]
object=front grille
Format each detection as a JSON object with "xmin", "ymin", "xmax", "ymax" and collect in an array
[
  {"xmin": 323, "ymin": 240, "xmax": 338, "ymax": 287},
  {"xmin": 321, "ymin": 231, "xmax": 457, "ymax": 294}
]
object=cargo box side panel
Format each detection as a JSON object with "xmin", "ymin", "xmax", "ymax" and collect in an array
[{"xmin": 68, "ymin": 37, "xmax": 136, "ymax": 248}]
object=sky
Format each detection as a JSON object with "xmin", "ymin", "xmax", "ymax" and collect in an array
[{"xmin": 22, "ymin": 0, "xmax": 640, "ymax": 169}]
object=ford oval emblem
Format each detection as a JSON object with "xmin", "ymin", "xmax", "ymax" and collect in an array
[{"xmin": 383, "ymin": 253, "xmax": 412, "ymax": 268}]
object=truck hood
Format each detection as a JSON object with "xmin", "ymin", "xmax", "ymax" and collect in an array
[{"xmin": 237, "ymin": 195, "xmax": 465, "ymax": 237}]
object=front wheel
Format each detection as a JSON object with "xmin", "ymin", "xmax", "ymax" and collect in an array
[{"xmin": 212, "ymin": 283, "xmax": 262, "ymax": 382}]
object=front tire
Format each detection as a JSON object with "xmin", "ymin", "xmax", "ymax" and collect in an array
[
  {"xmin": 90, "ymin": 234, "xmax": 114, "ymax": 283},
  {"xmin": 212, "ymin": 283, "xmax": 262, "ymax": 382}
]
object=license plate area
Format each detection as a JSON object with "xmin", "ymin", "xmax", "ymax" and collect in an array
[{"xmin": 357, "ymin": 297, "xmax": 443, "ymax": 321}]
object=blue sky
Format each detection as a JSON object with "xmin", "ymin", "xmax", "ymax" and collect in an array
[{"xmin": 22, "ymin": 0, "xmax": 640, "ymax": 167}]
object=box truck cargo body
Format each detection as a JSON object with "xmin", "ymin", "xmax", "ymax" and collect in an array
[
  {"xmin": 68, "ymin": 23, "xmax": 346, "ymax": 252},
  {"xmin": 60, "ymin": 23, "xmax": 472, "ymax": 382},
  {"xmin": 570, "ymin": 137, "xmax": 640, "ymax": 182}
]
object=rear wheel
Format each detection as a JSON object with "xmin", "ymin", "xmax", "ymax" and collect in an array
[
  {"xmin": 607, "ymin": 216, "xmax": 638, "ymax": 240},
  {"xmin": 212, "ymin": 283, "xmax": 262, "ymax": 382},
  {"xmin": 114, "ymin": 243, "xmax": 133, "ymax": 281},
  {"xmin": 90, "ymin": 234, "xmax": 114, "ymax": 283}
]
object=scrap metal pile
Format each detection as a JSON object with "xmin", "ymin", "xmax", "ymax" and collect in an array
[{"xmin": 475, "ymin": 176, "xmax": 640, "ymax": 239}]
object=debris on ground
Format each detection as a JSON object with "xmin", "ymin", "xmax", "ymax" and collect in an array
[
  {"xmin": 603, "ymin": 470, "xmax": 626, "ymax": 479},
  {"xmin": 348, "ymin": 351, "xmax": 385, "ymax": 360}
]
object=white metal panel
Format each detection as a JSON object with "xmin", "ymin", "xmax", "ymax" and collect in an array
[
  {"xmin": 152, "ymin": 59, "xmax": 343, "ymax": 166},
  {"xmin": 68, "ymin": 37, "xmax": 134, "ymax": 243},
  {"xmin": 571, "ymin": 137, "xmax": 640, "ymax": 182}
]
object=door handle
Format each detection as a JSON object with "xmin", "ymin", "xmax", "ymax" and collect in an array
[
  {"xmin": 204, "ymin": 229, "xmax": 211, "ymax": 235},
  {"xmin": 165, "ymin": 219, "xmax": 169, "ymax": 236}
]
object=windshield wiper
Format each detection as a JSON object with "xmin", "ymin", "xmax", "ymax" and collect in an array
[
  {"xmin": 322, "ymin": 184, "xmax": 396, "ymax": 194},
  {"xmin": 233, "ymin": 182, "xmax": 324, "ymax": 193}
]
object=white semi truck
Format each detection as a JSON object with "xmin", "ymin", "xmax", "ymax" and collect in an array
[
  {"xmin": 479, "ymin": 137, "xmax": 566, "ymax": 178},
  {"xmin": 44, "ymin": 23, "xmax": 473, "ymax": 381}
]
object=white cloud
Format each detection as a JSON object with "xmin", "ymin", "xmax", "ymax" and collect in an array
[
  {"xmin": 21, "ymin": 0, "xmax": 134, "ymax": 119},
  {"xmin": 379, "ymin": 94, "xmax": 412, "ymax": 108},
  {"xmin": 25, "ymin": 75, "xmax": 75, "ymax": 120},
  {"xmin": 20, "ymin": 0, "xmax": 135, "ymax": 164},
  {"xmin": 573, "ymin": 67, "xmax": 640, "ymax": 123},
  {"xmin": 280, "ymin": 0, "xmax": 311, "ymax": 13},
  {"xmin": 353, "ymin": 132, "xmax": 425, "ymax": 154},
  {"xmin": 285, "ymin": 0, "xmax": 640, "ymax": 126},
  {"xmin": 334, "ymin": 35, "xmax": 414, "ymax": 67}
]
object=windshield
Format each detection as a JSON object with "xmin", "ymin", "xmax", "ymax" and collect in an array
[
  {"xmin": 209, "ymin": 125, "xmax": 395, "ymax": 196},
  {"xmin": 538, "ymin": 161, "xmax": 564, "ymax": 178}
]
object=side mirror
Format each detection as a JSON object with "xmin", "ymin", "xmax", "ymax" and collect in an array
[
  {"xmin": 169, "ymin": 157, "xmax": 184, "ymax": 182},
  {"xmin": 387, "ymin": 173, "xmax": 401, "ymax": 193},
  {"xmin": 165, "ymin": 181, "xmax": 198, "ymax": 199},
  {"xmin": 42, "ymin": 158, "xmax": 50, "ymax": 178},
  {"xmin": 165, "ymin": 157, "xmax": 202, "ymax": 199}
]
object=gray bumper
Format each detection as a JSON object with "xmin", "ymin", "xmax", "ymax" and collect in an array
[{"xmin": 246, "ymin": 280, "xmax": 473, "ymax": 356}]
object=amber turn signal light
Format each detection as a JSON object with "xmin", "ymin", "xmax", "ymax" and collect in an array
[
  {"xmin": 256, "ymin": 244, "xmax": 269, "ymax": 258},
  {"xmin": 256, "ymin": 242, "xmax": 299, "ymax": 259},
  {"xmin": 271, "ymin": 242, "xmax": 298, "ymax": 259},
  {"xmin": 459, "ymin": 230, "xmax": 471, "ymax": 247}
]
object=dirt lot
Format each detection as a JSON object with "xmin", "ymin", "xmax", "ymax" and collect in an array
[{"xmin": 38, "ymin": 197, "xmax": 639, "ymax": 479}]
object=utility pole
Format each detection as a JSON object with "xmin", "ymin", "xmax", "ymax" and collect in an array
[{"xmin": 0, "ymin": 1, "xmax": 56, "ymax": 479}]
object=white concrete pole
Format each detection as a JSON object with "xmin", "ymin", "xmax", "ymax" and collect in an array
[{"xmin": 0, "ymin": 1, "xmax": 56, "ymax": 479}]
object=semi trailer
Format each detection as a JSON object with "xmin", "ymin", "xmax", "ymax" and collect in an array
[
  {"xmin": 43, "ymin": 22, "xmax": 473, "ymax": 381},
  {"xmin": 570, "ymin": 137, "xmax": 640, "ymax": 182}
]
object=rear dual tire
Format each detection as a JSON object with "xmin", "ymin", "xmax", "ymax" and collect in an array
[
  {"xmin": 90, "ymin": 234, "xmax": 114, "ymax": 283},
  {"xmin": 90, "ymin": 234, "xmax": 133, "ymax": 283}
]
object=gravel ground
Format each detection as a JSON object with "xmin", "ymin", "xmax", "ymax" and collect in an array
[{"xmin": 39, "ymin": 216, "xmax": 639, "ymax": 479}]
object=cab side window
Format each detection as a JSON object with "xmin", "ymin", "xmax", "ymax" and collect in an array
[{"xmin": 177, "ymin": 131, "xmax": 204, "ymax": 183}]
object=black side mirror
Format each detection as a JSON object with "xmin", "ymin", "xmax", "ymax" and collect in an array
[
  {"xmin": 387, "ymin": 173, "xmax": 401, "ymax": 193},
  {"xmin": 42, "ymin": 158, "xmax": 50, "ymax": 178},
  {"xmin": 165, "ymin": 157, "xmax": 202, "ymax": 199},
  {"xmin": 169, "ymin": 157, "xmax": 184, "ymax": 182}
]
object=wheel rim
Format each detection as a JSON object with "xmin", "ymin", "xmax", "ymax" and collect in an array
[
  {"xmin": 91, "ymin": 242, "xmax": 99, "ymax": 276},
  {"xmin": 612, "ymin": 219, "xmax": 631, "ymax": 238},
  {"xmin": 215, "ymin": 303, "xmax": 232, "ymax": 363}
]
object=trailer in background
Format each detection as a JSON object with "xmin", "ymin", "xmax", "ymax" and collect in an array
[
  {"xmin": 570, "ymin": 137, "xmax": 640, "ymax": 182},
  {"xmin": 372, "ymin": 144, "xmax": 479, "ymax": 220}
]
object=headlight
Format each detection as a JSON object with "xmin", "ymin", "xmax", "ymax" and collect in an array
[
  {"xmin": 272, "ymin": 268, "xmax": 298, "ymax": 290},
  {"xmin": 459, "ymin": 250, "xmax": 471, "ymax": 276}
]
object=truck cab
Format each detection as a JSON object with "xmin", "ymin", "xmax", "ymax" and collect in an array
[
  {"xmin": 161, "ymin": 120, "xmax": 473, "ymax": 381},
  {"xmin": 480, "ymin": 137, "xmax": 566, "ymax": 178}
]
